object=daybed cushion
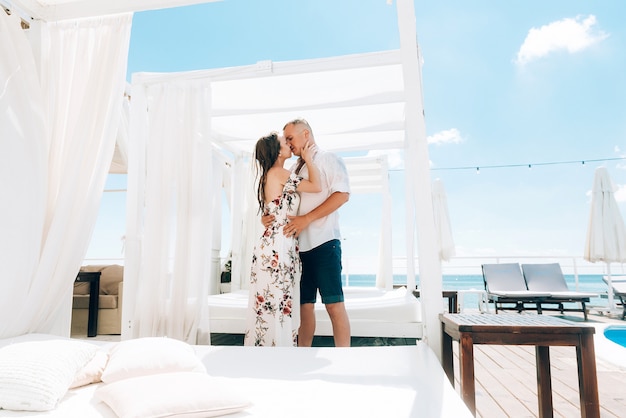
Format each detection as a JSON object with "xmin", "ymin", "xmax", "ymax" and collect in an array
[
  {"xmin": 208, "ymin": 286, "xmax": 422, "ymax": 338},
  {"xmin": 0, "ymin": 339, "xmax": 98, "ymax": 411},
  {"xmin": 95, "ymin": 372, "xmax": 252, "ymax": 418},
  {"xmin": 100, "ymin": 337, "xmax": 206, "ymax": 383}
]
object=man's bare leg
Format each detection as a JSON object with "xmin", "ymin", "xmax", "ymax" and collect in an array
[
  {"xmin": 298, "ymin": 303, "xmax": 316, "ymax": 347},
  {"xmin": 326, "ymin": 302, "xmax": 351, "ymax": 347}
]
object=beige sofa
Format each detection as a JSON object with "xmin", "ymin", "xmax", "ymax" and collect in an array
[{"xmin": 71, "ymin": 265, "xmax": 123, "ymax": 335}]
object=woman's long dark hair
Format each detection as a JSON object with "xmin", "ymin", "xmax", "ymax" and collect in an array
[{"xmin": 254, "ymin": 132, "xmax": 281, "ymax": 213}]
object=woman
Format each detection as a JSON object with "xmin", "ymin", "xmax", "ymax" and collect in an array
[{"xmin": 244, "ymin": 132, "xmax": 320, "ymax": 346}]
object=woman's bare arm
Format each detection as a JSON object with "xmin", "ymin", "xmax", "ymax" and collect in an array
[{"xmin": 296, "ymin": 142, "xmax": 321, "ymax": 193}]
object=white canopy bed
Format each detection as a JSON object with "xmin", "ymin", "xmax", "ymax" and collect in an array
[
  {"xmin": 0, "ymin": 0, "xmax": 457, "ymax": 415},
  {"xmin": 124, "ymin": 46, "xmax": 439, "ymax": 344},
  {"xmin": 0, "ymin": 333, "xmax": 471, "ymax": 417},
  {"xmin": 2, "ymin": 0, "xmax": 444, "ymax": 347}
]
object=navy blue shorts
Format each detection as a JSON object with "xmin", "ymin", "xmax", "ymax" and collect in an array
[{"xmin": 299, "ymin": 239, "xmax": 344, "ymax": 304}]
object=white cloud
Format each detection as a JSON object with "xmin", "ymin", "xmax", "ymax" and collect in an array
[
  {"xmin": 515, "ymin": 15, "xmax": 608, "ymax": 65},
  {"xmin": 427, "ymin": 128, "xmax": 463, "ymax": 145}
]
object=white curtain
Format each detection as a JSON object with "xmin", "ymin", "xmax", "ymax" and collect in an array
[
  {"xmin": 125, "ymin": 80, "xmax": 214, "ymax": 344},
  {"xmin": 229, "ymin": 155, "xmax": 258, "ymax": 291},
  {"xmin": 0, "ymin": 11, "xmax": 132, "ymax": 338},
  {"xmin": 0, "ymin": 11, "xmax": 47, "ymax": 336},
  {"xmin": 110, "ymin": 95, "xmax": 130, "ymax": 173}
]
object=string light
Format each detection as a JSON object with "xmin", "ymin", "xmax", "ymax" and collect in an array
[{"xmin": 430, "ymin": 157, "xmax": 626, "ymax": 172}]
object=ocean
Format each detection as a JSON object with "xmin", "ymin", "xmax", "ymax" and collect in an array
[{"xmin": 342, "ymin": 274, "xmax": 610, "ymax": 310}]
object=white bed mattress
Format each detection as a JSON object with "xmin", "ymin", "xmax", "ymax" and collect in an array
[
  {"xmin": 208, "ymin": 286, "xmax": 423, "ymax": 338},
  {"xmin": 0, "ymin": 335, "xmax": 471, "ymax": 418}
]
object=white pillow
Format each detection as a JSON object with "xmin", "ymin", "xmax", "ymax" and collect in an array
[
  {"xmin": 70, "ymin": 349, "xmax": 110, "ymax": 388},
  {"xmin": 96, "ymin": 372, "xmax": 252, "ymax": 418},
  {"xmin": 100, "ymin": 337, "xmax": 206, "ymax": 383},
  {"xmin": 0, "ymin": 339, "xmax": 98, "ymax": 411},
  {"xmin": 0, "ymin": 333, "xmax": 67, "ymax": 349}
]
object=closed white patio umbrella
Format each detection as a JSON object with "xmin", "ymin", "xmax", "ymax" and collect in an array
[
  {"xmin": 584, "ymin": 166, "xmax": 626, "ymax": 311},
  {"xmin": 432, "ymin": 179, "xmax": 455, "ymax": 262}
]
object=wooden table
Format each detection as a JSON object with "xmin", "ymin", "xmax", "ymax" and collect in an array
[
  {"xmin": 75, "ymin": 272, "xmax": 100, "ymax": 337},
  {"xmin": 440, "ymin": 313, "xmax": 599, "ymax": 418}
]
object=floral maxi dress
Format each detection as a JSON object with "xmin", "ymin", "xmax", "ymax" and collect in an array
[{"xmin": 244, "ymin": 173, "xmax": 301, "ymax": 346}]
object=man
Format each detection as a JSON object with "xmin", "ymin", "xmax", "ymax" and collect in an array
[{"xmin": 276, "ymin": 118, "xmax": 351, "ymax": 347}]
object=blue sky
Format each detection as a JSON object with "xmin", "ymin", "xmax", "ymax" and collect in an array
[{"xmin": 89, "ymin": 0, "xmax": 626, "ymax": 271}]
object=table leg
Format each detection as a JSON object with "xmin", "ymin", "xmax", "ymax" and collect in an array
[
  {"xmin": 535, "ymin": 345, "xmax": 553, "ymax": 418},
  {"xmin": 448, "ymin": 296, "xmax": 456, "ymax": 314},
  {"xmin": 576, "ymin": 334, "xmax": 600, "ymax": 418},
  {"xmin": 86, "ymin": 276, "xmax": 99, "ymax": 337},
  {"xmin": 457, "ymin": 292, "xmax": 464, "ymax": 313},
  {"xmin": 441, "ymin": 324, "xmax": 454, "ymax": 385},
  {"xmin": 459, "ymin": 333, "xmax": 476, "ymax": 415}
]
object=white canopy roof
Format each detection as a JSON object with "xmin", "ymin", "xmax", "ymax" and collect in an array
[
  {"xmin": 5, "ymin": 1, "xmax": 409, "ymax": 156},
  {"xmin": 133, "ymin": 49, "xmax": 408, "ymax": 157}
]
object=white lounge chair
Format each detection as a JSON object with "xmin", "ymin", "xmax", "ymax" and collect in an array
[
  {"xmin": 522, "ymin": 263, "xmax": 596, "ymax": 320},
  {"xmin": 482, "ymin": 263, "xmax": 551, "ymax": 314}
]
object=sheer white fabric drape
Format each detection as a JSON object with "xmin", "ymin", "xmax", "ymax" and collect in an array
[
  {"xmin": 124, "ymin": 80, "xmax": 214, "ymax": 344},
  {"xmin": 0, "ymin": 12, "xmax": 132, "ymax": 338},
  {"xmin": 228, "ymin": 156, "xmax": 257, "ymax": 291},
  {"xmin": 110, "ymin": 95, "xmax": 130, "ymax": 173},
  {"xmin": 0, "ymin": 11, "xmax": 48, "ymax": 336}
]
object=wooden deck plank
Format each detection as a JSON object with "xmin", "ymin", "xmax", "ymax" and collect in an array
[
  {"xmin": 453, "ymin": 343, "xmax": 535, "ymax": 416},
  {"xmin": 595, "ymin": 369, "xmax": 626, "ymax": 417},
  {"xmin": 475, "ymin": 352, "xmax": 535, "ymax": 416},
  {"xmin": 540, "ymin": 346, "xmax": 586, "ymax": 416},
  {"xmin": 477, "ymin": 346, "xmax": 540, "ymax": 416}
]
